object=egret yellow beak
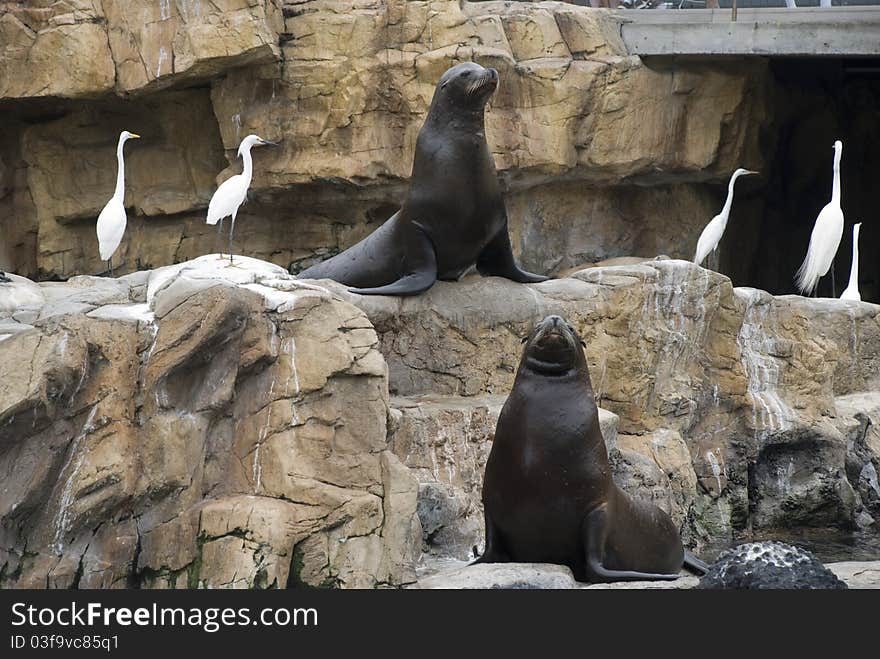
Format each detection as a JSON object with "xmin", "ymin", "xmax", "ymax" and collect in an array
[{"xmin": 130, "ymin": 133, "xmax": 141, "ymax": 139}]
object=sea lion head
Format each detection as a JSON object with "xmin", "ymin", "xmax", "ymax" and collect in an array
[
  {"xmin": 433, "ymin": 62, "xmax": 499, "ymax": 110},
  {"xmin": 521, "ymin": 315, "xmax": 587, "ymax": 376}
]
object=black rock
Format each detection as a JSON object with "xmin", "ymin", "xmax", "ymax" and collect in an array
[
  {"xmin": 0, "ymin": 272, "xmax": 10, "ymax": 283},
  {"xmin": 698, "ymin": 541, "xmax": 847, "ymax": 589}
]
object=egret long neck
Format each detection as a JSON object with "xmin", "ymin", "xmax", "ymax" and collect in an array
[
  {"xmin": 847, "ymin": 226, "xmax": 860, "ymax": 290},
  {"xmin": 241, "ymin": 145, "xmax": 254, "ymax": 187},
  {"xmin": 831, "ymin": 147, "xmax": 841, "ymax": 204},
  {"xmin": 113, "ymin": 138, "xmax": 126, "ymax": 201},
  {"xmin": 721, "ymin": 172, "xmax": 740, "ymax": 219}
]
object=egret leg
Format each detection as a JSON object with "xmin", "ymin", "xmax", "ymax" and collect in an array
[
  {"xmin": 216, "ymin": 218, "xmax": 225, "ymax": 258},
  {"xmin": 107, "ymin": 258, "xmax": 113, "ymax": 278},
  {"xmin": 228, "ymin": 217, "xmax": 236, "ymax": 264},
  {"xmin": 831, "ymin": 264, "xmax": 836, "ymax": 298}
]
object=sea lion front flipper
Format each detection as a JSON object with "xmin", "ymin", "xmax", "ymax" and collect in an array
[
  {"xmin": 583, "ymin": 506, "xmax": 681, "ymax": 583},
  {"xmin": 470, "ymin": 510, "xmax": 510, "ymax": 565},
  {"xmin": 476, "ymin": 218, "xmax": 548, "ymax": 284},
  {"xmin": 348, "ymin": 226, "xmax": 438, "ymax": 296}
]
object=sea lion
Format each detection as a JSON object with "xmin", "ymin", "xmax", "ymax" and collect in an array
[
  {"xmin": 297, "ymin": 62, "xmax": 547, "ymax": 296},
  {"xmin": 477, "ymin": 315, "xmax": 708, "ymax": 582}
]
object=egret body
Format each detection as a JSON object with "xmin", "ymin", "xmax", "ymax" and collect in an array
[
  {"xmin": 796, "ymin": 140, "xmax": 844, "ymax": 296},
  {"xmin": 206, "ymin": 134, "xmax": 277, "ymax": 263},
  {"xmin": 96, "ymin": 130, "xmax": 140, "ymax": 274},
  {"xmin": 693, "ymin": 167, "xmax": 758, "ymax": 268},
  {"xmin": 840, "ymin": 222, "xmax": 862, "ymax": 302}
]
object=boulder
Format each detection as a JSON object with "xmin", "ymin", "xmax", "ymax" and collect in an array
[
  {"xmin": 0, "ymin": 256, "xmax": 419, "ymax": 589},
  {"xmin": 698, "ymin": 542, "xmax": 848, "ymax": 589}
]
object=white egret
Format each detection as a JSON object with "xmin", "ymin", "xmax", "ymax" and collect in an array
[
  {"xmin": 796, "ymin": 140, "xmax": 844, "ymax": 296},
  {"xmin": 206, "ymin": 134, "xmax": 277, "ymax": 263},
  {"xmin": 693, "ymin": 167, "xmax": 759, "ymax": 269},
  {"xmin": 840, "ymin": 222, "xmax": 862, "ymax": 301},
  {"xmin": 96, "ymin": 130, "xmax": 140, "ymax": 275}
]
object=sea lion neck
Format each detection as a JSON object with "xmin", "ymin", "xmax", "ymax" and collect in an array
[
  {"xmin": 517, "ymin": 360, "xmax": 595, "ymax": 401},
  {"xmin": 425, "ymin": 95, "xmax": 487, "ymax": 130}
]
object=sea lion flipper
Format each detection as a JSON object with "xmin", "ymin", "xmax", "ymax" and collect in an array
[
  {"xmin": 683, "ymin": 550, "xmax": 710, "ymax": 575},
  {"xmin": 471, "ymin": 510, "xmax": 510, "ymax": 565},
  {"xmin": 348, "ymin": 227, "xmax": 437, "ymax": 296},
  {"xmin": 476, "ymin": 219, "xmax": 548, "ymax": 284},
  {"xmin": 583, "ymin": 506, "xmax": 681, "ymax": 583}
]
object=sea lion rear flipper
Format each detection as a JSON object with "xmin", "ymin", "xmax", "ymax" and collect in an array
[
  {"xmin": 683, "ymin": 550, "xmax": 710, "ymax": 575},
  {"xmin": 348, "ymin": 226, "xmax": 438, "ymax": 296},
  {"xmin": 476, "ymin": 219, "xmax": 548, "ymax": 284},
  {"xmin": 583, "ymin": 506, "xmax": 681, "ymax": 583}
]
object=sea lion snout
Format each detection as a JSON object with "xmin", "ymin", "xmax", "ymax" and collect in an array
[
  {"xmin": 465, "ymin": 66, "xmax": 498, "ymax": 99},
  {"xmin": 524, "ymin": 315, "xmax": 584, "ymax": 374}
]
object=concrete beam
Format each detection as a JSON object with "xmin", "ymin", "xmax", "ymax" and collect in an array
[{"xmin": 618, "ymin": 7, "xmax": 880, "ymax": 57}]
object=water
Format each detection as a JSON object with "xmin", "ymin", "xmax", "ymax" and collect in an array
[
  {"xmin": 736, "ymin": 288, "xmax": 794, "ymax": 441},
  {"xmin": 52, "ymin": 405, "xmax": 98, "ymax": 554}
]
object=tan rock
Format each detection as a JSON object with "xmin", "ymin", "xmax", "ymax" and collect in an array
[
  {"xmin": 320, "ymin": 260, "xmax": 880, "ymax": 549},
  {"xmin": 3, "ymin": 1, "xmax": 768, "ymax": 280},
  {"xmin": 0, "ymin": 257, "xmax": 419, "ymax": 589},
  {"xmin": 0, "ymin": 10, "xmax": 115, "ymax": 99}
]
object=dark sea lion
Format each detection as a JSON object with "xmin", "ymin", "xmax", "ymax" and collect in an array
[
  {"xmin": 477, "ymin": 315, "xmax": 708, "ymax": 582},
  {"xmin": 297, "ymin": 62, "xmax": 547, "ymax": 296}
]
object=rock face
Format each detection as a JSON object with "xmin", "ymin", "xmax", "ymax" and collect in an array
[
  {"xmin": 314, "ymin": 259, "xmax": 880, "ymax": 555},
  {"xmin": 0, "ymin": 0, "xmax": 281, "ymax": 99},
  {"xmin": 2, "ymin": 257, "xmax": 880, "ymax": 588},
  {"xmin": 1, "ymin": 1, "xmax": 766, "ymax": 280},
  {"xmin": 698, "ymin": 542, "xmax": 848, "ymax": 589},
  {"xmin": 0, "ymin": 256, "xmax": 419, "ymax": 589}
]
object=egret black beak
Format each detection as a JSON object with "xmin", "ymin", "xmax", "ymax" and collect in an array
[{"xmin": 260, "ymin": 140, "xmax": 279, "ymax": 147}]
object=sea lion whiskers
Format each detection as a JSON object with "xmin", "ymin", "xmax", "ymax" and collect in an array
[{"xmin": 466, "ymin": 73, "xmax": 496, "ymax": 98}]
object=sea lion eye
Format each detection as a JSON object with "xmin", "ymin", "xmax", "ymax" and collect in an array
[{"xmin": 461, "ymin": 71, "xmax": 471, "ymax": 77}]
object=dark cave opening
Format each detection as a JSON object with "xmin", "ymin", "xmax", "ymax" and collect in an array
[{"xmin": 721, "ymin": 57, "xmax": 880, "ymax": 303}]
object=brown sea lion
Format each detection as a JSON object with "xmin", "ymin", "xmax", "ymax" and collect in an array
[
  {"xmin": 297, "ymin": 62, "xmax": 547, "ymax": 296},
  {"xmin": 477, "ymin": 315, "xmax": 708, "ymax": 582}
]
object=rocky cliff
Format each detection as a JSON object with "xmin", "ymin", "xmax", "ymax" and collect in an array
[
  {"xmin": 2, "ymin": 1, "xmax": 877, "ymax": 589},
  {"xmin": 2, "ymin": 258, "xmax": 879, "ymax": 587},
  {"xmin": 1, "ymin": 1, "xmax": 766, "ymax": 280},
  {"xmin": 0, "ymin": 257, "xmax": 419, "ymax": 588}
]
